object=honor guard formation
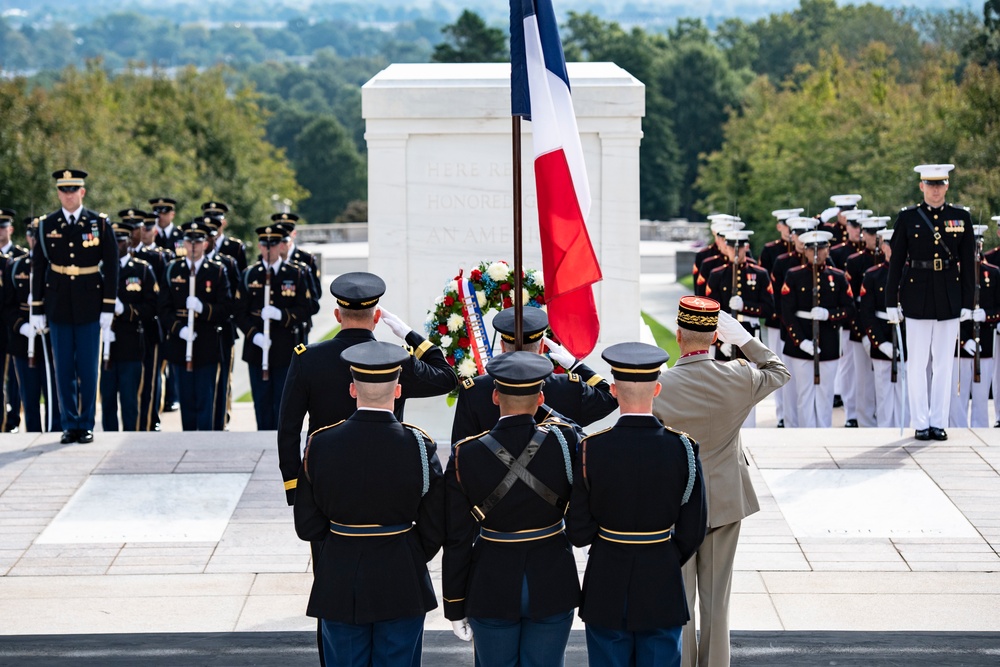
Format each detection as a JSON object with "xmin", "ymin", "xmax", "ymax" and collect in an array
[{"xmin": 0, "ymin": 162, "xmax": 997, "ymax": 666}]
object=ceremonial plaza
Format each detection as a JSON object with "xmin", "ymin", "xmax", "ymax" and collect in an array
[{"xmin": 2, "ymin": 63, "xmax": 1000, "ymax": 665}]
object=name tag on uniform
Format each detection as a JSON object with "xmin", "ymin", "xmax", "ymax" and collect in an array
[{"xmin": 944, "ymin": 220, "xmax": 965, "ymax": 232}]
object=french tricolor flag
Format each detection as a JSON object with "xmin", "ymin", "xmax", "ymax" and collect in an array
[{"xmin": 511, "ymin": 0, "xmax": 602, "ymax": 359}]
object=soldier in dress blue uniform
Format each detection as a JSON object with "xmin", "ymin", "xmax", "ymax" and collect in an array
[
  {"xmin": 568, "ymin": 342, "xmax": 707, "ymax": 667},
  {"xmin": 450, "ymin": 307, "xmax": 617, "ymax": 443},
  {"xmin": 159, "ymin": 219, "xmax": 233, "ymax": 431},
  {"xmin": 100, "ymin": 216, "xmax": 160, "ymax": 432},
  {"xmin": 691, "ymin": 215, "xmax": 740, "ymax": 287},
  {"xmin": 235, "ymin": 225, "xmax": 312, "ymax": 430},
  {"xmin": 820, "ymin": 194, "xmax": 863, "ymax": 246},
  {"xmin": 695, "ymin": 219, "xmax": 746, "ymax": 298},
  {"xmin": 273, "ymin": 214, "xmax": 321, "ymax": 341},
  {"xmin": 829, "ymin": 208, "xmax": 870, "ymax": 426},
  {"xmin": 859, "ymin": 229, "xmax": 907, "ymax": 428},
  {"xmin": 2, "ymin": 218, "xmax": 60, "ymax": 432},
  {"xmin": 0, "ymin": 208, "xmax": 28, "ymax": 432},
  {"xmin": 278, "ymin": 272, "xmax": 456, "ymax": 505},
  {"xmin": 949, "ymin": 224, "xmax": 999, "ymax": 428},
  {"xmin": 444, "ymin": 351, "xmax": 580, "ymax": 665},
  {"xmin": 294, "ymin": 341, "xmax": 444, "ymax": 667},
  {"xmin": 31, "ymin": 169, "xmax": 118, "ymax": 444},
  {"xmin": 149, "ymin": 197, "xmax": 183, "ymax": 255},
  {"xmin": 133, "ymin": 211, "xmax": 172, "ymax": 430},
  {"xmin": 886, "ymin": 164, "xmax": 976, "ymax": 441},
  {"xmin": 705, "ymin": 230, "xmax": 774, "ymax": 360},
  {"xmin": 201, "ymin": 215, "xmax": 241, "ymax": 431},
  {"xmin": 780, "ymin": 230, "xmax": 856, "ymax": 428},
  {"xmin": 201, "ymin": 201, "xmax": 248, "ymax": 272}
]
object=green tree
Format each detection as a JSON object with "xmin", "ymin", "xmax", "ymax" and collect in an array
[
  {"xmin": 432, "ymin": 10, "xmax": 506, "ymax": 63},
  {"xmin": 293, "ymin": 116, "xmax": 367, "ymax": 224}
]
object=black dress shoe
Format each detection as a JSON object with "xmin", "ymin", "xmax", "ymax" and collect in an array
[
  {"xmin": 163, "ymin": 402, "xmax": 179, "ymax": 413},
  {"xmin": 914, "ymin": 428, "xmax": 931, "ymax": 441},
  {"xmin": 929, "ymin": 427, "xmax": 948, "ymax": 441},
  {"xmin": 833, "ymin": 394, "xmax": 843, "ymax": 408},
  {"xmin": 845, "ymin": 419, "xmax": 859, "ymax": 428},
  {"xmin": 60, "ymin": 430, "xmax": 78, "ymax": 444},
  {"xmin": 995, "ymin": 420, "xmax": 1000, "ymax": 428},
  {"xmin": 776, "ymin": 419, "xmax": 785, "ymax": 428},
  {"xmin": 77, "ymin": 430, "xmax": 94, "ymax": 444}
]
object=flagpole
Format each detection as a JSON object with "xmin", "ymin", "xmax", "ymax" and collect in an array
[{"xmin": 512, "ymin": 115, "xmax": 524, "ymax": 351}]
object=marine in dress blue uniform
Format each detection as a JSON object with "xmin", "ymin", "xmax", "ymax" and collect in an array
[
  {"xmin": 234, "ymin": 225, "xmax": 312, "ymax": 430},
  {"xmin": 31, "ymin": 170, "xmax": 119, "ymax": 444},
  {"xmin": 294, "ymin": 341, "xmax": 444, "ymax": 667},
  {"xmin": 159, "ymin": 220, "xmax": 233, "ymax": 430},
  {"xmin": 451, "ymin": 307, "xmax": 617, "ymax": 443},
  {"xmin": 100, "ymin": 215, "xmax": 160, "ymax": 432},
  {"xmin": 691, "ymin": 216, "xmax": 740, "ymax": 288},
  {"xmin": 443, "ymin": 352, "xmax": 581, "ymax": 666},
  {"xmin": 760, "ymin": 209, "xmax": 802, "ymax": 427},
  {"xmin": 1, "ymin": 218, "xmax": 60, "ymax": 432},
  {"xmin": 885, "ymin": 164, "xmax": 975, "ymax": 440},
  {"xmin": 780, "ymin": 231, "xmax": 856, "ymax": 428},
  {"xmin": 277, "ymin": 272, "xmax": 457, "ymax": 505},
  {"xmin": 568, "ymin": 342, "xmax": 707, "ymax": 667}
]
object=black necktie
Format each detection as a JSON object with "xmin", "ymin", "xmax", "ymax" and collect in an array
[{"xmin": 68, "ymin": 214, "xmax": 75, "ymax": 225}]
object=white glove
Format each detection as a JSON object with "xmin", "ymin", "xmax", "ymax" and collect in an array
[
  {"xmin": 878, "ymin": 341, "xmax": 894, "ymax": 358},
  {"xmin": 960, "ymin": 308, "xmax": 972, "ymax": 322},
  {"xmin": 114, "ymin": 298, "xmax": 124, "ymax": 316},
  {"xmin": 973, "ymin": 308, "xmax": 987, "ymax": 323},
  {"xmin": 800, "ymin": 339, "xmax": 817, "ymax": 356},
  {"xmin": 963, "ymin": 339, "xmax": 979, "ymax": 356},
  {"xmin": 543, "ymin": 336, "xmax": 578, "ymax": 370},
  {"xmin": 810, "ymin": 306, "xmax": 830, "ymax": 321},
  {"xmin": 252, "ymin": 332, "xmax": 271, "ymax": 352},
  {"xmin": 886, "ymin": 307, "xmax": 903, "ymax": 322},
  {"xmin": 716, "ymin": 310, "xmax": 752, "ymax": 347},
  {"xmin": 378, "ymin": 308, "xmax": 412, "ymax": 339},
  {"xmin": 99, "ymin": 312, "xmax": 114, "ymax": 330},
  {"xmin": 729, "ymin": 295, "xmax": 744, "ymax": 313},
  {"xmin": 186, "ymin": 295, "xmax": 204, "ymax": 314},
  {"xmin": 105, "ymin": 330, "xmax": 116, "ymax": 343},
  {"xmin": 719, "ymin": 342, "xmax": 733, "ymax": 358},
  {"xmin": 451, "ymin": 619, "xmax": 473, "ymax": 642},
  {"xmin": 19, "ymin": 323, "xmax": 34, "ymax": 338},
  {"xmin": 30, "ymin": 314, "xmax": 47, "ymax": 332},
  {"xmin": 261, "ymin": 305, "xmax": 282, "ymax": 321},
  {"xmin": 861, "ymin": 336, "xmax": 871, "ymax": 355},
  {"xmin": 178, "ymin": 325, "xmax": 197, "ymax": 342}
]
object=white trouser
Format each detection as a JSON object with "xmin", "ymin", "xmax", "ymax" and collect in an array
[
  {"xmin": 765, "ymin": 326, "xmax": 785, "ymax": 423},
  {"xmin": 836, "ymin": 328, "xmax": 855, "ymax": 418},
  {"xmin": 872, "ymin": 359, "xmax": 906, "ymax": 428},
  {"xmin": 950, "ymin": 357, "xmax": 996, "ymax": 428},
  {"xmin": 904, "ymin": 317, "xmax": 960, "ymax": 430},
  {"xmin": 788, "ymin": 358, "xmax": 837, "ymax": 427},
  {"xmin": 849, "ymin": 339, "xmax": 877, "ymax": 426}
]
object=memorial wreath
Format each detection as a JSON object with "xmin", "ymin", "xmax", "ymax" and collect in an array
[{"xmin": 424, "ymin": 260, "xmax": 554, "ymax": 397}]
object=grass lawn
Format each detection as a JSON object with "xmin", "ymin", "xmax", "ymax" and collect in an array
[
  {"xmin": 641, "ymin": 311, "xmax": 680, "ymax": 367},
  {"xmin": 678, "ymin": 274, "xmax": 694, "ymax": 290}
]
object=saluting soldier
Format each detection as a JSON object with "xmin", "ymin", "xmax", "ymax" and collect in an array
[
  {"xmin": 760, "ymin": 209, "xmax": 802, "ymax": 428},
  {"xmin": 202, "ymin": 201, "xmax": 247, "ymax": 272},
  {"xmin": 273, "ymin": 214, "xmax": 322, "ymax": 341},
  {"xmin": 451, "ymin": 307, "xmax": 617, "ymax": 444},
  {"xmin": 2, "ymin": 218, "xmax": 60, "ymax": 432},
  {"xmin": 843, "ymin": 217, "xmax": 890, "ymax": 428},
  {"xmin": 277, "ymin": 272, "xmax": 456, "ymax": 505},
  {"xmin": 31, "ymin": 169, "xmax": 118, "ymax": 444},
  {"xmin": 443, "ymin": 351, "xmax": 580, "ymax": 664},
  {"xmin": 202, "ymin": 215, "xmax": 241, "ymax": 431},
  {"xmin": 133, "ymin": 211, "xmax": 173, "ymax": 430},
  {"xmin": 100, "ymin": 215, "xmax": 160, "ymax": 432},
  {"xmin": 160, "ymin": 219, "xmax": 233, "ymax": 431},
  {"xmin": 949, "ymin": 224, "xmax": 998, "ymax": 428},
  {"xmin": 886, "ymin": 164, "xmax": 975, "ymax": 441},
  {"xmin": 0, "ymin": 208, "xmax": 27, "ymax": 432},
  {"xmin": 149, "ymin": 197, "xmax": 183, "ymax": 255},
  {"xmin": 568, "ymin": 342, "xmax": 707, "ymax": 667},
  {"xmin": 780, "ymin": 230, "xmax": 855, "ymax": 428},
  {"xmin": 859, "ymin": 229, "xmax": 907, "ymax": 428},
  {"xmin": 695, "ymin": 219, "xmax": 745, "ymax": 297},
  {"xmin": 294, "ymin": 341, "xmax": 444, "ymax": 667},
  {"xmin": 234, "ymin": 225, "xmax": 312, "ymax": 430}
]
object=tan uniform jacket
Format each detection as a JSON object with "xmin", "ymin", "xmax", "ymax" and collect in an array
[{"xmin": 653, "ymin": 337, "xmax": 789, "ymax": 528}]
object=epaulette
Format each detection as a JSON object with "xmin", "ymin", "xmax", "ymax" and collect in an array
[
  {"xmin": 581, "ymin": 425, "xmax": 613, "ymax": 442},
  {"xmin": 308, "ymin": 420, "xmax": 345, "ymax": 439},
  {"xmin": 453, "ymin": 431, "xmax": 488, "ymax": 450},
  {"xmin": 736, "ymin": 358, "xmax": 748, "ymax": 366},
  {"xmin": 901, "ymin": 204, "xmax": 918, "ymax": 212},
  {"xmin": 539, "ymin": 414, "xmax": 569, "ymax": 428},
  {"xmin": 461, "ymin": 377, "xmax": 476, "ymax": 390},
  {"xmin": 663, "ymin": 424, "xmax": 695, "ymax": 443},
  {"xmin": 294, "ymin": 343, "xmax": 307, "ymax": 355},
  {"xmin": 401, "ymin": 422, "xmax": 433, "ymax": 442}
]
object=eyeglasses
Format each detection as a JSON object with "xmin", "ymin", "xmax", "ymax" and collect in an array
[{"xmin": 57, "ymin": 186, "xmax": 81, "ymax": 193}]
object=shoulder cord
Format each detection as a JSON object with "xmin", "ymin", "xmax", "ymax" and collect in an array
[
  {"xmin": 406, "ymin": 426, "xmax": 430, "ymax": 497},
  {"xmin": 680, "ymin": 433, "xmax": 696, "ymax": 505},
  {"xmin": 550, "ymin": 425, "xmax": 573, "ymax": 485}
]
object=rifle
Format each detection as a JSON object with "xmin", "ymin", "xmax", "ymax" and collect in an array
[
  {"xmin": 732, "ymin": 249, "xmax": 744, "ymax": 323},
  {"xmin": 262, "ymin": 266, "xmax": 271, "ymax": 382},
  {"xmin": 103, "ymin": 327, "xmax": 112, "ymax": 371},
  {"xmin": 811, "ymin": 250, "xmax": 820, "ymax": 385},
  {"xmin": 27, "ymin": 297, "xmax": 36, "ymax": 369},
  {"xmin": 186, "ymin": 263, "xmax": 196, "ymax": 372},
  {"xmin": 974, "ymin": 236, "xmax": 982, "ymax": 383},
  {"xmin": 890, "ymin": 316, "xmax": 898, "ymax": 384}
]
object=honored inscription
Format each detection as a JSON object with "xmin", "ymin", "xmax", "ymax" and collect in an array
[{"xmin": 426, "ymin": 162, "xmax": 513, "ymax": 179}]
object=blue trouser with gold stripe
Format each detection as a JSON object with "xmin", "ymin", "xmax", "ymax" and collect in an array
[
  {"xmin": 49, "ymin": 321, "xmax": 100, "ymax": 432},
  {"xmin": 13, "ymin": 353, "xmax": 61, "ymax": 433},
  {"xmin": 172, "ymin": 362, "xmax": 219, "ymax": 430},
  {"xmin": 100, "ymin": 360, "xmax": 143, "ymax": 431}
]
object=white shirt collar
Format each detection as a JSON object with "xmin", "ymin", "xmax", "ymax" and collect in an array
[
  {"xmin": 356, "ymin": 407, "xmax": 395, "ymax": 415},
  {"xmin": 263, "ymin": 258, "xmax": 282, "ymax": 273},
  {"xmin": 62, "ymin": 206, "xmax": 83, "ymax": 221},
  {"xmin": 0, "ymin": 241, "xmax": 12, "ymax": 254},
  {"xmin": 188, "ymin": 257, "xmax": 205, "ymax": 274},
  {"xmin": 160, "ymin": 223, "xmax": 174, "ymax": 237},
  {"xmin": 120, "ymin": 254, "xmax": 130, "ymax": 268}
]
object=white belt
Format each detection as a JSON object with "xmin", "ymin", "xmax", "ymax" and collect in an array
[{"xmin": 876, "ymin": 311, "xmax": 890, "ymax": 321}]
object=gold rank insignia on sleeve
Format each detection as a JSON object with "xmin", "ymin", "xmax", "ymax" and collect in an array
[
  {"xmin": 462, "ymin": 378, "xmax": 475, "ymax": 390},
  {"xmin": 294, "ymin": 343, "xmax": 307, "ymax": 355},
  {"xmin": 567, "ymin": 372, "xmax": 581, "ymax": 383}
]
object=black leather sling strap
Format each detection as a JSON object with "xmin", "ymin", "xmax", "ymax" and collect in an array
[
  {"xmin": 470, "ymin": 428, "xmax": 566, "ymax": 521},
  {"xmin": 916, "ymin": 208, "xmax": 952, "ymax": 262}
]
